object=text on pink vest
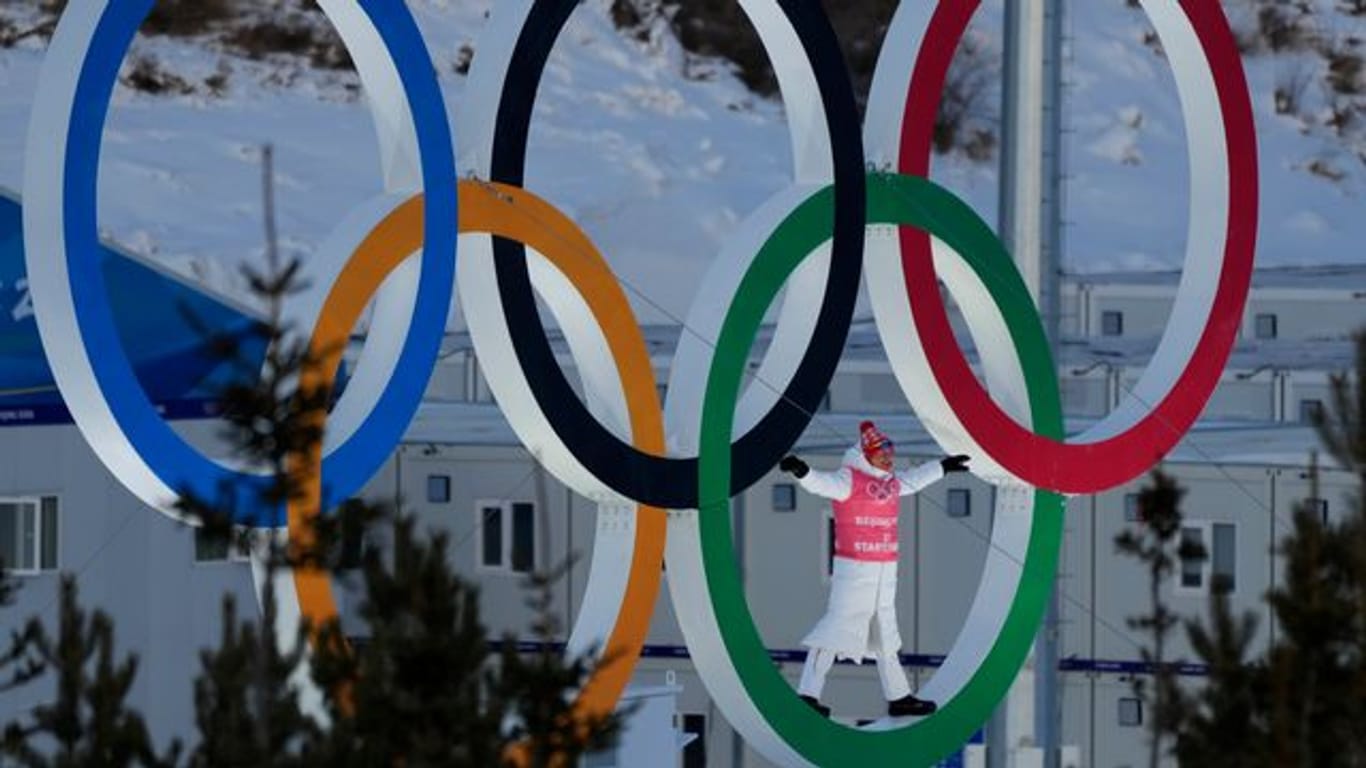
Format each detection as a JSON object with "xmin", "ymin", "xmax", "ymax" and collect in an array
[{"xmin": 832, "ymin": 468, "xmax": 900, "ymax": 562}]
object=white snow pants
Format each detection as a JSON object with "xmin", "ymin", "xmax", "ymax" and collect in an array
[{"xmin": 797, "ymin": 647, "xmax": 911, "ymax": 701}]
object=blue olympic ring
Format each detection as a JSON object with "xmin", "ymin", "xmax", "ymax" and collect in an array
[{"xmin": 56, "ymin": 0, "xmax": 457, "ymax": 525}]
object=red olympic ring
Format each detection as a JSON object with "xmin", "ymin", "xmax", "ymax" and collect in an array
[{"xmin": 898, "ymin": 0, "xmax": 1256, "ymax": 494}]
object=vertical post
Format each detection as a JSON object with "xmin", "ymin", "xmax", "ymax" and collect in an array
[
  {"xmin": 994, "ymin": 0, "xmax": 1065, "ymax": 766},
  {"xmin": 261, "ymin": 144, "xmax": 281, "ymax": 330},
  {"xmin": 731, "ymin": 491, "xmax": 746, "ymax": 768},
  {"xmin": 1037, "ymin": 1, "xmax": 1066, "ymax": 766},
  {"xmin": 999, "ymin": 0, "xmax": 1046, "ymax": 306}
]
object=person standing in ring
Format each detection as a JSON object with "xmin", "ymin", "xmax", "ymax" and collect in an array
[{"xmin": 779, "ymin": 420, "xmax": 970, "ymax": 718}]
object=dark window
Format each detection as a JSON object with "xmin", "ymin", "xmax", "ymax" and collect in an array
[
  {"xmin": 0, "ymin": 505, "xmax": 15, "ymax": 570},
  {"xmin": 1101, "ymin": 310, "xmax": 1124, "ymax": 337},
  {"xmin": 682, "ymin": 714, "xmax": 707, "ymax": 768},
  {"xmin": 481, "ymin": 505, "xmax": 504, "ymax": 568},
  {"xmin": 427, "ymin": 474, "xmax": 451, "ymax": 504},
  {"xmin": 1180, "ymin": 527, "xmax": 1205, "ymax": 588},
  {"xmin": 1123, "ymin": 493, "xmax": 1142, "ymax": 523},
  {"xmin": 1212, "ymin": 523, "xmax": 1236, "ymax": 592},
  {"xmin": 1254, "ymin": 313, "xmax": 1278, "ymax": 340},
  {"xmin": 1300, "ymin": 399, "xmax": 1324, "ymax": 424},
  {"xmin": 947, "ymin": 488, "xmax": 971, "ymax": 518},
  {"xmin": 194, "ymin": 526, "xmax": 231, "ymax": 562},
  {"xmin": 339, "ymin": 510, "xmax": 367, "ymax": 569},
  {"xmin": 511, "ymin": 502, "xmax": 535, "ymax": 573},
  {"xmin": 1307, "ymin": 497, "xmax": 1329, "ymax": 525},
  {"xmin": 772, "ymin": 483, "xmax": 797, "ymax": 512},
  {"xmin": 0, "ymin": 497, "xmax": 60, "ymax": 571},
  {"xmin": 40, "ymin": 497, "xmax": 57, "ymax": 570},
  {"xmin": 1118, "ymin": 697, "xmax": 1143, "ymax": 727}
]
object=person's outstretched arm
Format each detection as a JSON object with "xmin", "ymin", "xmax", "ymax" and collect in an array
[
  {"xmin": 779, "ymin": 455, "xmax": 852, "ymax": 500},
  {"xmin": 896, "ymin": 455, "xmax": 970, "ymax": 495}
]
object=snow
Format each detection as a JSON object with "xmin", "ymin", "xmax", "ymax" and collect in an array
[{"xmin": 1, "ymin": 0, "xmax": 1364, "ymax": 323}]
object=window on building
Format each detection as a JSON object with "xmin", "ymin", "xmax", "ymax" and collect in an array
[
  {"xmin": 336, "ymin": 510, "xmax": 377, "ymax": 570},
  {"xmin": 772, "ymin": 483, "xmax": 797, "ymax": 512},
  {"xmin": 481, "ymin": 503, "xmax": 503, "ymax": 568},
  {"xmin": 0, "ymin": 496, "xmax": 58, "ymax": 573},
  {"xmin": 1299, "ymin": 399, "xmax": 1324, "ymax": 424},
  {"xmin": 681, "ymin": 714, "xmax": 707, "ymax": 768},
  {"xmin": 947, "ymin": 488, "xmax": 971, "ymax": 518},
  {"xmin": 511, "ymin": 502, "xmax": 535, "ymax": 572},
  {"xmin": 195, "ymin": 527, "xmax": 230, "ymax": 562},
  {"xmin": 1254, "ymin": 313, "xmax": 1278, "ymax": 340},
  {"xmin": 427, "ymin": 474, "xmax": 451, "ymax": 504},
  {"xmin": 195, "ymin": 524, "xmax": 250, "ymax": 564},
  {"xmin": 1118, "ymin": 697, "xmax": 1143, "ymax": 727},
  {"xmin": 478, "ymin": 500, "xmax": 536, "ymax": 574},
  {"xmin": 1179, "ymin": 526, "xmax": 1206, "ymax": 589},
  {"xmin": 1212, "ymin": 523, "xmax": 1236, "ymax": 593},
  {"xmin": 1307, "ymin": 497, "xmax": 1329, "ymax": 525},
  {"xmin": 1176, "ymin": 522, "xmax": 1233, "ymax": 593},
  {"xmin": 1101, "ymin": 310, "xmax": 1124, "ymax": 337},
  {"xmin": 1123, "ymin": 493, "xmax": 1143, "ymax": 523}
]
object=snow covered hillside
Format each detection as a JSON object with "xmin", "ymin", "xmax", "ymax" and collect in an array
[{"xmin": 0, "ymin": 0, "xmax": 1363, "ymax": 326}]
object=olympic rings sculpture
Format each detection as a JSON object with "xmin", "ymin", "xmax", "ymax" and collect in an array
[{"xmin": 23, "ymin": 0, "xmax": 1255, "ymax": 766}]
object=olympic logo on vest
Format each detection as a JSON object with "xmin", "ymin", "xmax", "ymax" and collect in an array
[
  {"xmin": 23, "ymin": 1, "xmax": 1256, "ymax": 766},
  {"xmin": 864, "ymin": 478, "xmax": 899, "ymax": 504}
]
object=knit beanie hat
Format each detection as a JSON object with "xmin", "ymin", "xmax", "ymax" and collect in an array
[{"xmin": 859, "ymin": 420, "xmax": 893, "ymax": 461}]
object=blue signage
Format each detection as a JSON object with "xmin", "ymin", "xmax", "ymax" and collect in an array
[{"xmin": 0, "ymin": 189, "xmax": 263, "ymax": 417}]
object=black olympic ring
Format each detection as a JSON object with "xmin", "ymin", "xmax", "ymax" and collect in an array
[{"xmin": 488, "ymin": 0, "xmax": 866, "ymax": 509}]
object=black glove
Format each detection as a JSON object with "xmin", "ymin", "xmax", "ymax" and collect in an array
[
  {"xmin": 941, "ymin": 455, "xmax": 971, "ymax": 474},
  {"xmin": 779, "ymin": 455, "xmax": 809, "ymax": 479}
]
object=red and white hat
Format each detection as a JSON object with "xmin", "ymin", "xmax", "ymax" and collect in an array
[{"xmin": 860, "ymin": 420, "xmax": 893, "ymax": 460}]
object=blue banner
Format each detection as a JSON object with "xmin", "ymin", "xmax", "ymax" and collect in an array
[{"xmin": 0, "ymin": 189, "xmax": 264, "ymax": 416}]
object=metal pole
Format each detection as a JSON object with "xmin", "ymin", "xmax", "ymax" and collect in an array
[
  {"xmin": 261, "ymin": 144, "xmax": 281, "ymax": 330},
  {"xmin": 1038, "ymin": 2, "xmax": 1066, "ymax": 766},
  {"xmin": 732, "ymin": 491, "xmax": 747, "ymax": 768},
  {"xmin": 995, "ymin": 0, "xmax": 1066, "ymax": 765}
]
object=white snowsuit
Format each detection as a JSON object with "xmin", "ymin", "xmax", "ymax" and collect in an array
[{"xmin": 795, "ymin": 446, "xmax": 944, "ymax": 701}]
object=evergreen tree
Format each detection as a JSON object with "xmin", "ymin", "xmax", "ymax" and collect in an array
[
  {"xmin": 1249, "ymin": 330, "xmax": 1366, "ymax": 764},
  {"xmin": 1258, "ymin": 495, "xmax": 1366, "ymax": 765},
  {"xmin": 0, "ymin": 576, "xmax": 178, "ymax": 767},
  {"xmin": 302, "ymin": 515, "xmax": 504, "ymax": 767},
  {"xmin": 301, "ymin": 518, "xmax": 621, "ymax": 768},
  {"xmin": 1171, "ymin": 584, "xmax": 1267, "ymax": 767},
  {"xmin": 496, "ymin": 566, "xmax": 622, "ymax": 767},
  {"xmin": 187, "ymin": 587, "xmax": 315, "ymax": 768},
  {"xmin": 0, "ymin": 559, "xmax": 43, "ymax": 694},
  {"xmin": 1170, "ymin": 331, "xmax": 1366, "ymax": 765},
  {"xmin": 1114, "ymin": 470, "xmax": 1203, "ymax": 768},
  {"xmin": 177, "ymin": 142, "xmax": 343, "ymax": 766}
]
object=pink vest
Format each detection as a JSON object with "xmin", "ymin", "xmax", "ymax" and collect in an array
[{"xmin": 833, "ymin": 468, "xmax": 901, "ymax": 562}]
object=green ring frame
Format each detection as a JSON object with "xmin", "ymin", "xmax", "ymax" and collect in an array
[{"xmin": 688, "ymin": 172, "xmax": 1064, "ymax": 766}]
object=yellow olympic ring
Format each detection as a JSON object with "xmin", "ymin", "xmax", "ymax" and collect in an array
[{"xmin": 287, "ymin": 180, "xmax": 666, "ymax": 735}]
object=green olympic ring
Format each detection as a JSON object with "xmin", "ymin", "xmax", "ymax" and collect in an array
[{"xmin": 679, "ymin": 172, "xmax": 1064, "ymax": 766}]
